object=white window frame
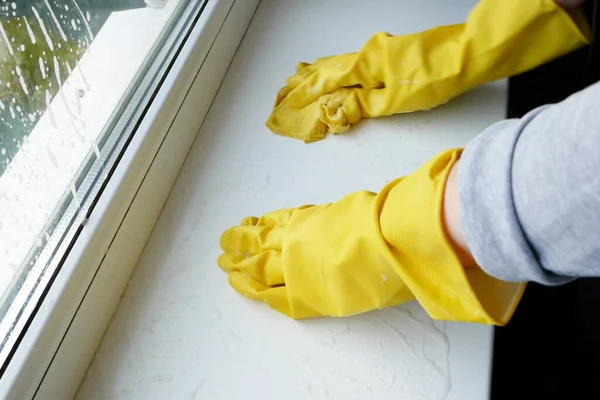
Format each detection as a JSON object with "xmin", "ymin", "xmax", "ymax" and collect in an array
[{"xmin": 0, "ymin": 0, "xmax": 260, "ymax": 398}]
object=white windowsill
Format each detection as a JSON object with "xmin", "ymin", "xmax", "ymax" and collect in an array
[{"xmin": 74, "ymin": 1, "xmax": 507, "ymax": 399}]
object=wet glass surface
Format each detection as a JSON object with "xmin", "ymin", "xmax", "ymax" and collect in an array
[
  {"xmin": 0, "ymin": 0, "xmax": 188, "ymax": 371},
  {"xmin": 0, "ymin": 0, "xmax": 146, "ymax": 176}
]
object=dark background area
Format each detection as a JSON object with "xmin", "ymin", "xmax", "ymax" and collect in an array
[{"xmin": 493, "ymin": 1, "xmax": 600, "ymax": 399}]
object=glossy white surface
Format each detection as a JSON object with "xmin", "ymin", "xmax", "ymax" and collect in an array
[{"xmin": 77, "ymin": 1, "xmax": 507, "ymax": 399}]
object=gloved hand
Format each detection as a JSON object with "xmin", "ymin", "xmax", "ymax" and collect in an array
[
  {"xmin": 218, "ymin": 149, "xmax": 525, "ymax": 324},
  {"xmin": 267, "ymin": 0, "xmax": 591, "ymax": 142}
]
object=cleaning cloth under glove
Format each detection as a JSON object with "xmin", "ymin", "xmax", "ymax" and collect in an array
[
  {"xmin": 218, "ymin": 149, "xmax": 525, "ymax": 324},
  {"xmin": 267, "ymin": 0, "xmax": 591, "ymax": 142}
]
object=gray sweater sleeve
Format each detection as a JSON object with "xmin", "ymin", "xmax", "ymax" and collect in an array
[{"xmin": 458, "ymin": 80, "xmax": 600, "ymax": 285}]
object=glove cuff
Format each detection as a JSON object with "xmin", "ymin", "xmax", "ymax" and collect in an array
[{"xmin": 379, "ymin": 149, "xmax": 525, "ymax": 325}]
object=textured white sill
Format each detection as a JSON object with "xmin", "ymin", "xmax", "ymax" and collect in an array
[{"xmin": 76, "ymin": 1, "xmax": 506, "ymax": 399}]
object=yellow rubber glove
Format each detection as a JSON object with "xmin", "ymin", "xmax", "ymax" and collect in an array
[
  {"xmin": 218, "ymin": 149, "xmax": 525, "ymax": 324},
  {"xmin": 267, "ymin": 0, "xmax": 591, "ymax": 142}
]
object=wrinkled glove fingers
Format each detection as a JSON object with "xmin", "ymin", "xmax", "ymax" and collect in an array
[
  {"xmin": 240, "ymin": 216, "xmax": 259, "ymax": 226},
  {"xmin": 238, "ymin": 209, "xmax": 296, "ymax": 230},
  {"xmin": 228, "ymin": 271, "xmax": 292, "ymax": 317},
  {"xmin": 220, "ymin": 224, "xmax": 285, "ymax": 254},
  {"xmin": 256, "ymin": 207, "xmax": 301, "ymax": 227},
  {"xmin": 296, "ymin": 61, "xmax": 312, "ymax": 73},
  {"xmin": 218, "ymin": 250, "xmax": 285, "ymax": 286}
]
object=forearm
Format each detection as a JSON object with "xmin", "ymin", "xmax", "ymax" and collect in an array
[
  {"xmin": 451, "ymin": 80, "xmax": 600, "ymax": 283},
  {"xmin": 442, "ymin": 161, "xmax": 476, "ymax": 268},
  {"xmin": 440, "ymin": 0, "xmax": 590, "ymax": 278}
]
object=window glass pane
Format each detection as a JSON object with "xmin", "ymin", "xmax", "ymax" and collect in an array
[{"xmin": 0, "ymin": 0, "xmax": 202, "ymax": 370}]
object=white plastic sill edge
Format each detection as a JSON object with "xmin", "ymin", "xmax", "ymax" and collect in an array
[{"xmin": 0, "ymin": 0, "xmax": 260, "ymax": 399}]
